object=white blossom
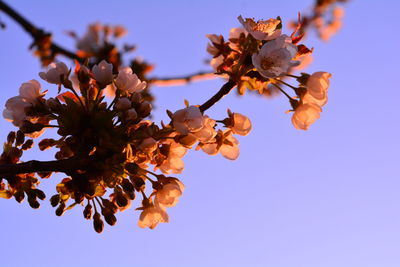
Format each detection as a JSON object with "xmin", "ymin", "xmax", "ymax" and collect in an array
[
  {"xmin": 230, "ymin": 113, "xmax": 252, "ymax": 136},
  {"xmin": 39, "ymin": 62, "xmax": 69, "ymax": 84},
  {"xmin": 155, "ymin": 178, "xmax": 184, "ymax": 207},
  {"xmin": 92, "ymin": 60, "xmax": 113, "ymax": 86},
  {"xmin": 138, "ymin": 203, "xmax": 169, "ymax": 229},
  {"xmin": 3, "ymin": 80, "xmax": 43, "ymax": 127},
  {"xmin": 192, "ymin": 116, "xmax": 217, "ymax": 143},
  {"xmin": 252, "ymin": 34, "xmax": 299, "ymax": 78},
  {"xmin": 302, "ymin": 72, "xmax": 332, "ymax": 107},
  {"xmin": 238, "ymin": 16, "xmax": 281, "ymax": 41},
  {"xmin": 138, "ymin": 137, "xmax": 158, "ymax": 153},
  {"xmin": 291, "ymin": 103, "xmax": 321, "ymax": 130},
  {"xmin": 201, "ymin": 130, "xmax": 240, "ymax": 160},
  {"xmin": 115, "ymin": 67, "xmax": 147, "ymax": 94},
  {"xmin": 158, "ymin": 139, "xmax": 187, "ymax": 174},
  {"xmin": 172, "ymin": 106, "xmax": 204, "ymax": 135}
]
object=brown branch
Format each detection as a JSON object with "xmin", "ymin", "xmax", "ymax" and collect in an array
[
  {"xmin": 199, "ymin": 80, "xmax": 236, "ymax": 112},
  {"xmin": 148, "ymin": 71, "xmax": 227, "ymax": 87},
  {"xmin": 0, "ymin": 158, "xmax": 89, "ymax": 177},
  {"xmin": 0, "ymin": 0, "xmax": 83, "ymax": 62}
]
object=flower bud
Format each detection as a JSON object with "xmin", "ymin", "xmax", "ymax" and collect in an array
[
  {"xmin": 93, "ymin": 212, "xmax": 104, "ymax": 233},
  {"xmin": 39, "ymin": 138, "xmax": 57, "ymax": 151},
  {"xmin": 115, "ymin": 97, "xmax": 131, "ymax": 111},
  {"xmin": 14, "ymin": 190, "xmax": 25, "ymax": 203},
  {"xmin": 55, "ymin": 202, "xmax": 66, "ymax": 216},
  {"xmin": 104, "ymin": 213, "xmax": 117, "ymax": 226},
  {"xmin": 7, "ymin": 131, "xmax": 16, "ymax": 144},
  {"xmin": 21, "ymin": 139, "xmax": 34, "ymax": 150},
  {"xmin": 121, "ymin": 179, "xmax": 134, "ymax": 193},
  {"xmin": 125, "ymin": 108, "xmax": 137, "ymax": 121},
  {"xmin": 50, "ymin": 194, "xmax": 60, "ymax": 207},
  {"xmin": 15, "ymin": 130, "xmax": 25, "ymax": 146},
  {"xmin": 83, "ymin": 203, "xmax": 93, "ymax": 220},
  {"xmin": 34, "ymin": 189, "xmax": 46, "ymax": 200},
  {"xmin": 138, "ymin": 101, "xmax": 152, "ymax": 117},
  {"xmin": 115, "ymin": 193, "xmax": 128, "ymax": 208},
  {"xmin": 28, "ymin": 196, "xmax": 40, "ymax": 209}
]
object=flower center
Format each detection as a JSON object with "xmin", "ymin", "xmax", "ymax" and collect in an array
[{"xmin": 261, "ymin": 57, "xmax": 275, "ymax": 70}]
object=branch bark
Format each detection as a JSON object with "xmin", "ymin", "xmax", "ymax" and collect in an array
[
  {"xmin": 199, "ymin": 80, "xmax": 236, "ymax": 112},
  {"xmin": 0, "ymin": 0, "xmax": 83, "ymax": 62},
  {"xmin": 148, "ymin": 72, "xmax": 225, "ymax": 87},
  {"xmin": 0, "ymin": 158, "xmax": 89, "ymax": 177}
]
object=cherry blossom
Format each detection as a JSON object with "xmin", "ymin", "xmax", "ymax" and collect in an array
[
  {"xmin": 291, "ymin": 103, "xmax": 321, "ymax": 130},
  {"xmin": 92, "ymin": 60, "xmax": 113, "ymax": 87},
  {"xmin": 138, "ymin": 202, "xmax": 169, "ymax": 229},
  {"xmin": 115, "ymin": 67, "xmax": 147, "ymax": 94},
  {"xmin": 238, "ymin": 16, "xmax": 281, "ymax": 41},
  {"xmin": 39, "ymin": 62, "xmax": 69, "ymax": 84},
  {"xmin": 155, "ymin": 178, "xmax": 184, "ymax": 208},
  {"xmin": 252, "ymin": 34, "xmax": 299, "ymax": 78}
]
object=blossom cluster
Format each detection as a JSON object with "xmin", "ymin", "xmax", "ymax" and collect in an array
[
  {"xmin": 206, "ymin": 16, "xmax": 332, "ymax": 130},
  {"xmin": 289, "ymin": 0, "xmax": 347, "ymax": 41},
  {"xmin": 1, "ymin": 58, "xmax": 251, "ymax": 232},
  {"xmin": 1, "ymin": 15, "xmax": 332, "ymax": 233}
]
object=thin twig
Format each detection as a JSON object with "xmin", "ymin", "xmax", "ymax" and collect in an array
[
  {"xmin": 0, "ymin": 0, "xmax": 83, "ymax": 62},
  {"xmin": 199, "ymin": 80, "xmax": 236, "ymax": 112},
  {"xmin": 148, "ymin": 71, "xmax": 225, "ymax": 87},
  {"xmin": 0, "ymin": 158, "xmax": 89, "ymax": 177}
]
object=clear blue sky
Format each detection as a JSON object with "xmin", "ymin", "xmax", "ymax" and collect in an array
[{"xmin": 0, "ymin": 1, "xmax": 399, "ymax": 266}]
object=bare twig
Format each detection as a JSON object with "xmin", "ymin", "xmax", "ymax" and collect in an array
[
  {"xmin": 0, "ymin": 0, "xmax": 83, "ymax": 62},
  {"xmin": 199, "ymin": 80, "xmax": 236, "ymax": 112},
  {"xmin": 0, "ymin": 158, "xmax": 89, "ymax": 177},
  {"xmin": 148, "ymin": 71, "xmax": 226, "ymax": 87}
]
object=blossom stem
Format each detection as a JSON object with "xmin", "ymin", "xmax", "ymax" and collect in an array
[
  {"xmin": 0, "ymin": 0, "xmax": 83, "ymax": 62},
  {"xmin": 271, "ymin": 83, "xmax": 294, "ymax": 100},
  {"xmin": 285, "ymin": 73, "xmax": 301, "ymax": 79},
  {"xmin": 275, "ymin": 78, "xmax": 298, "ymax": 90},
  {"xmin": 199, "ymin": 80, "xmax": 237, "ymax": 113}
]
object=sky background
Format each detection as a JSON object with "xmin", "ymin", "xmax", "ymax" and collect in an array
[{"xmin": 0, "ymin": 0, "xmax": 399, "ymax": 266}]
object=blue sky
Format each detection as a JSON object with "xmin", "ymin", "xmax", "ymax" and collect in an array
[{"xmin": 0, "ymin": 0, "xmax": 399, "ymax": 266}]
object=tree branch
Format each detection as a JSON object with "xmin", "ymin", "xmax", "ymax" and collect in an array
[
  {"xmin": 0, "ymin": 0, "xmax": 83, "ymax": 62},
  {"xmin": 0, "ymin": 158, "xmax": 89, "ymax": 177},
  {"xmin": 148, "ymin": 71, "xmax": 226, "ymax": 87},
  {"xmin": 199, "ymin": 80, "xmax": 236, "ymax": 112}
]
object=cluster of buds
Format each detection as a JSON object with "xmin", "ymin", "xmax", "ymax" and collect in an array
[
  {"xmin": 1, "ymin": 54, "xmax": 252, "ymax": 232},
  {"xmin": 1, "ymin": 14, "xmax": 332, "ymax": 233},
  {"xmin": 289, "ymin": 0, "xmax": 347, "ymax": 41},
  {"xmin": 206, "ymin": 16, "xmax": 332, "ymax": 130},
  {"xmin": 0, "ymin": 130, "xmax": 45, "ymax": 208}
]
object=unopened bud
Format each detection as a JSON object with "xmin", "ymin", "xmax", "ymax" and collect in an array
[
  {"xmin": 28, "ymin": 196, "xmax": 40, "ymax": 209},
  {"xmin": 138, "ymin": 101, "xmax": 152, "ymax": 117},
  {"xmin": 115, "ymin": 193, "xmax": 128, "ymax": 208},
  {"xmin": 93, "ymin": 212, "xmax": 104, "ymax": 233},
  {"xmin": 83, "ymin": 203, "xmax": 93, "ymax": 220},
  {"xmin": 115, "ymin": 97, "xmax": 131, "ymax": 111},
  {"xmin": 55, "ymin": 202, "xmax": 66, "ymax": 216},
  {"xmin": 125, "ymin": 108, "xmax": 137, "ymax": 121},
  {"xmin": 21, "ymin": 139, "xmax": 34, "ymax": 150},
  {"xmin": 7, "ymin": 131, "xmax": 16, "ymax": 144},
  {"xmin": 34, "ymin": 189, "xmax": 46, "ymax": 200},
  {"xmin": 125, "ymin": 162, "xmax": 139, "ymax": 174},
  {"xmin": 15, "ymin": 130, "xmax": 25, "ymax": 146},
  {"xmin": 38, "ymin": 138, "xmax": 57, "ymax": 151},
  {"xmin": 121, "ymin": 179, "xmax": 134, "ymax": 193},
  {"xmin": 104, "ymin": 213, "xmax": 117, "ymax": 226},
  {"xmin": 14, "ymin": 190, "xmax": 25, "ymax": 203}
]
